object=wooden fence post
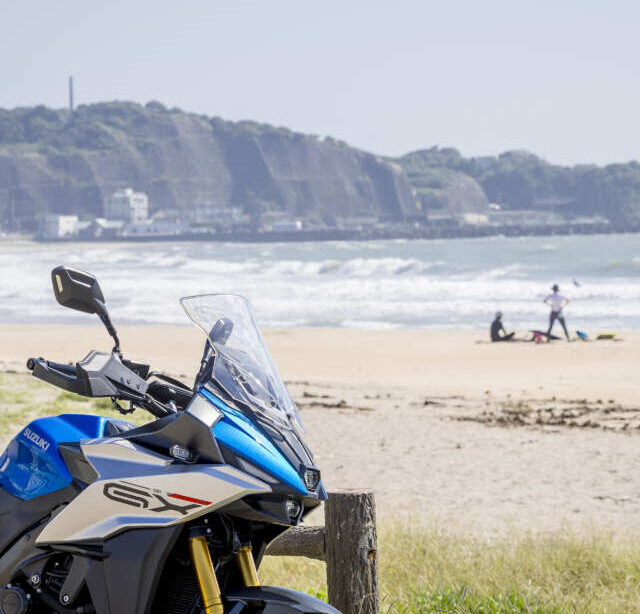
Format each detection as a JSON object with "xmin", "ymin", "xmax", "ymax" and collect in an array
[
  {"xmin": 264, "ymin": 525, "xmax": 326, "ymax": 560},
  {"xmin": 264, "ymin": 489, "xmax": 379, "ymax": 614},
  {"xmin": 325, "ymin": 489, "xmax": 379, "ymax": 614}
]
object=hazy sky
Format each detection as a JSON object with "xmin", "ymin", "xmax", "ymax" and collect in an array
[{"xmin": 2, "ymin": 0, "xmax": 639, "ymax": 165}]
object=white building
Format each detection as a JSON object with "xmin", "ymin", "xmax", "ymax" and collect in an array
[
  {"xmin": 41, "ymin": 215, "xmax": 78, "ymax": 239},
  {"xmin": 104, "ymin": 188, "xmax": 149, "ymax": 223},
  {"xmin": 192, "ymin": 203, "xmax": 246, "ymax": 227},
  {"xmin": 458, "ymin": 213, "xmax": 489, "ymax": 226},
  {"xmin": 271, "ymin": 220, "xmax": 303, "ymax": 232}
]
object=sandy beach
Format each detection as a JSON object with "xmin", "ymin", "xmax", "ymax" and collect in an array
[{"xmin": 1, "ymin": 324, "xmax": 639, "ymax": 533}]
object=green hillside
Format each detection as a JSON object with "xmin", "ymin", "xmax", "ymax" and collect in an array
[
  {"xmin": 1, "ymin": 102, "xmax": 640, "ymax": 229},
  {"xmin": 396, "ymin": 147, "xmax": 640, "ymax": 224}
]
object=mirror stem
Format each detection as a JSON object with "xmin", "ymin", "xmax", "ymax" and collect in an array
[
  {"xmin": 96, "ymin": 303, "xmax": 121, "ymax": 356},
  {"xmin": 103, "ymin": 315, "xmax": 121, "ymax": 356}
]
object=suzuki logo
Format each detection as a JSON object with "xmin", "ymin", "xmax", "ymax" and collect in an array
[
  {"xmin": 22, "ymin": 428, "xmax": 50, "ymax": 452},
  {"xmin": 103, "ymin": 482, "xmax": 212, "ymax": 516}
]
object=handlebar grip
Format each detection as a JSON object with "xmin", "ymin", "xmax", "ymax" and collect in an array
[
  {"xmin": 27, "ymin": 357, "xmax": 77, "ymax": 376},
  {"xmin": 28, "ymin": 357, "xmax": 88, "ymax": 395}
]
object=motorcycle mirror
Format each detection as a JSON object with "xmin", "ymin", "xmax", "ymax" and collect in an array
[
  {"xmin": 51, "ymin": 266, "xmax": 105, "ymax": 315},
  {"xmin": 51, "ymin": 265, "xmax": 121, "ymax": 354},
  {"xmin": 209, "ymin": 318, "xmax": 234, "ymax": 345}
]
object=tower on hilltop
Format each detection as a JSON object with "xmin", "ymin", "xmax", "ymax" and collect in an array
[{"xmin": 68, "ymin": 76, "xmax": 74, "ymax": 113}]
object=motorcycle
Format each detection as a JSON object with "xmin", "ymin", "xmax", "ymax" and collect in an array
[{"xmin": 0, "ymin": 265, "xmax": 337, "ymax": 614}]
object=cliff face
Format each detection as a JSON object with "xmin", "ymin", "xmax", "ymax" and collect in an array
[
  {"xmin": 397, "ymin": 149, "xmax": 488, "ymax": 215},
  {"xmin": 0, "ymin": 103, "xmax": 415, "ymax": 228},
  {"xmin": 396, "ymin": 147, "xmax": 640, "ymax": 225}
]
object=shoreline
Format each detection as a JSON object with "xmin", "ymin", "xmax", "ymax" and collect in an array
[{"xmin": 3, "ymin": 227, "xmax": 640, "ymax": 249}]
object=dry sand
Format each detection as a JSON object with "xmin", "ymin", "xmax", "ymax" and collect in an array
[{"xmin": 1, "ymin": 324, "xmax": 639, "ymax": 533}]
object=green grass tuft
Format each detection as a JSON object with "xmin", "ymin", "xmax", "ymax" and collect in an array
[
  {"xmin": 0, "ymin": 387, "xmax": 28, "ymax": 405},
  {"xmin": 260, "ymin": 522, "xmax": 640, "ymax": 613}
]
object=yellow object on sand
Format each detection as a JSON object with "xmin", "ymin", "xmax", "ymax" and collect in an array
[{"xmin": 596, "ymin": 333, "xmax": 617, "ymax": 340}]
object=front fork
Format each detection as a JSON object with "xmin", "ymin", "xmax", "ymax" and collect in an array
[
  {"xmin": 189, "ymin": 529, "xmax": 260, "ymax": 614},
  {"xmin": 237, "ymin": 545, "xmax": 260, "ymax": 587}
]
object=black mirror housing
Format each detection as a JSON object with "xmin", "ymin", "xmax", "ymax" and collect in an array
[
  {"xmin": 209, "ymin": 318, "xmax": 234, "ymax": 345},
  {"xmin": 51, "ymin": 265, "xmax": 121, "ymax": 354},
  {"xmin": 51, "ymin": 266, "xmax": 106, "ymax": 315}
]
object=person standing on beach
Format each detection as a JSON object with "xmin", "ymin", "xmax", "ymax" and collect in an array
[{"xmin": 545, "ymin": 284, "xmax": 570, "ymax": 341}]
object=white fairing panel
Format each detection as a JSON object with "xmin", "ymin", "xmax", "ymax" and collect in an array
[{"xmin": 37, "ymin": 439, "xmax": 271, "ymax": 544}]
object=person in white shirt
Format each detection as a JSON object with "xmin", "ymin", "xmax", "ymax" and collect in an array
[{"xmin": 545, "ymin": 284, "xmax": 570, "ymax": 341}]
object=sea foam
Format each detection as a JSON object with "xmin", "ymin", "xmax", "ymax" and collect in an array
[{"xmin": 1, "ymin": 234, "xmax": 639, "ymax": 330}]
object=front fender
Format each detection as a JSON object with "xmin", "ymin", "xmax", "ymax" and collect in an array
[{"xmin": 225, "ymin": 586, "xmax": 340, "ymax": 614}]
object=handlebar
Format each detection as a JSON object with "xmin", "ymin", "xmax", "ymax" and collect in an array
[{"xmin": 26, "ymin": 353, "xmax": 179, "ymax": 419}]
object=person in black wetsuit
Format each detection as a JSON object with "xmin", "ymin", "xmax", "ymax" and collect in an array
[{"xmin": 490, "ymin": 311, "xmax": 515, "ymax": 342}]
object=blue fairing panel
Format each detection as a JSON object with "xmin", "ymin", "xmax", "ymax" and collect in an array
[
  {"xmin": 0, "ymin": 414, "xmax": 112, "ymax": 500},
  {"xmin": 200, "ymin": 389, "xmax": 308, "ymax": 496}
]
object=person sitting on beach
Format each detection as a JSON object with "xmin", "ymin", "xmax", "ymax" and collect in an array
[
  {"xmin": 545, "ymin": 284, "xmax": 570, "ymax": 341},
  {"xmin": 491, "ymin": 312, "xmax": 515, "ymax": 342}
]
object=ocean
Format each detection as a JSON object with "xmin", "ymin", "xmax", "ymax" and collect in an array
[{"xmin": 1, "ymin": 234, "xmax": 639, "ymax": 332}]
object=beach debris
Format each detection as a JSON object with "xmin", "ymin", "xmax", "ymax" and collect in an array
[
  {"xmin": 408, "ymin": 398, "xmax": 445, "ymax": 407},
  {"xmin": 449, "ymin": 397, "xmax": 640, "ymax": 433},
  {"xmin": 594, "ymin": 494, "xmax": 636, "ymax": 504},
  {"xmin": 304, "ymin": 398, "xmax": 348, "ymax": 409},
  {"xmin": 291, "ymin": 384, "xmax": 376, "ymax": 412},
  {"xmin": 302, "ymin": 391, "xmax": 331, "ymax": 399}
]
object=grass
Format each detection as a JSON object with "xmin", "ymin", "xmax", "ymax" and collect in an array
[
  {"xmin": 0, "ymin": 372, "xmax": 151, "ymax": 439},
  {"xmin": 0, "ymin": 373, "xmax": 29, "ymax": 406},
  {"xmin": 3, "ymin": 372, "xmax": 640, "ymax": 612},
  {"xmin": 261, "ymin": 521, "xmax": 640, "ymax": 613}
]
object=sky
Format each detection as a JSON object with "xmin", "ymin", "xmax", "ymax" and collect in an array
[{"xmin": 1, "ymin": 0, "xmax": 639, "ymax": 166}]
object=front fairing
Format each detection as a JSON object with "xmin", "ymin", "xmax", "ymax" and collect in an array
[
  {"xmin": 201, "ymin": 388, "xmax": 307, "ymax": 496},
  {"xmin": 200, "ymin": 387, "xmax": 326, "ymax": 525},
  {"xmin": 117, "ymin": 388, "xmax": 325, "ymax": 526},
  {"xmin": 179, "ymin": 294, "xmax": 326, "ymax": 522}
]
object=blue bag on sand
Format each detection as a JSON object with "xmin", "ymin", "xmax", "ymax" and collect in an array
[{"xmin": 576, "ymin": 330, "xmax": 589, "ymax": 341}]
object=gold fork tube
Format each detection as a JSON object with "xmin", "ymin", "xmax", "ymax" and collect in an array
[
  {"xmin": 189, "ymin": 534, "xmax": 224, "ymax": 614},
  {"xmin": 237, "ymin": 545, "xmax": 260, "ymax": 587}
]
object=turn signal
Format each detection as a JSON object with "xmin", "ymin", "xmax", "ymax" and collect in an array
[
  {"xmin": 303, "ymin": 468, "xmax": 321, "ymax": 492},
  {"xmin": 170, "ymin": 444, "xmax": 193, "ymax": 462},
  {"xmin": 286, "ymin": 499, "xmax": 302, "ymax": 520}
]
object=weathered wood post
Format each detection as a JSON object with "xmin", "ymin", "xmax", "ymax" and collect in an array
[
  {"xmin": 264, "ymin": 525, "xmax": 326, "ymax": 560},
  {"xmin": 264, "ymin": 489, "xmax": 379, "ymax": 614},
  {"xmin": 325, "ymin": 489, "xmax": 379, "ymax": 614}
]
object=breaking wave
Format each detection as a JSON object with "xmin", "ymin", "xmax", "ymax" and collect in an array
[{"xmin": 2, "ymin": 234, "xmax": 640, "ymax": 330}]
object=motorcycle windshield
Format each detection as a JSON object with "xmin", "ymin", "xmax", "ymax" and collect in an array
[{"xmin": 180, "ymin": 294, "xmax": 302, "ymax": 430}]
